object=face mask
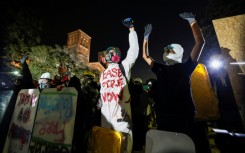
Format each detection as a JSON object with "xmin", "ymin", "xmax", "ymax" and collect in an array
[
  {"xmin": 163, "ymin": 52, "xmax": 177, "ymax": 65},
  {"xmin": 39, "ymin": 83, "xmax": 50, "ymax": 89},
  {"xmin": 165, "ymin": 52, "xmax": 182, "ymax": 62},
  {"xmin": 105, "ymin": 52, "xmax": 120, "ymax": 63},
  {"xmin": 38, "ymin": 78, "xmax": 50, "ymax": 90},
  {"xmin": 163, "ymin": 52, "xmax": 170, "ymax": 62},
  {"xmin": 81, "ymin": 77, "xmax": 92, "ymax": 87},
  {"xmin": 105, "ymin": 52, "xmax": 113, "ymax": 63}
]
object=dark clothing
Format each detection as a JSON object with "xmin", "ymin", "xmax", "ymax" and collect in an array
[
  {"xmin": 68, "ymin": 76, "xmax": 85, "ymax": 153},
  {"xmin": 21, "ymin": 61, "xmax": 35, "ymax": 89},
  {"xmin": 152, "ymin": 57, "xmax": 197, "ymax": 135},
  {"xmin": 129, "ymin": 81, "xmax": 148, "ymax": 151}
]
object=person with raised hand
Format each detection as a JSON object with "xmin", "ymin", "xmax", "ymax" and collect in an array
[
  {"xmin": 98, "ymin": 17, "xmax": 139, "ymax": 153},
  {"xmin": 142, "ymin": 12, "xmax": 205, "ymax": 137}
]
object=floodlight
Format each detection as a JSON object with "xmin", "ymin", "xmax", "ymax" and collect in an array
[{"xmin": 210, "ymin": 59, "xmax": 222, "ymax": 69}]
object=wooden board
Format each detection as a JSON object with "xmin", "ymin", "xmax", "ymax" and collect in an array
[
  {"xmin": 28, "ymin": 87, "xmax": 77, "ymax": 153},
  {"xmin": 3, "ymin": 89, "xmax": 40, "ymax": 153}
]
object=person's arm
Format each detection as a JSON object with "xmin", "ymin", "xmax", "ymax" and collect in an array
[
  {"xmin": 121, "ymin": 18, "xmax": 139, "ymax": 80},
  {"xmin": 179, "ymin": 12, "xmax": 205, "ymax": 62},
  {"xmin": 142, "ymin": 24, "xmax": 154, "ymax": 67},
  {"xmin": 189, "ymin": 22, "xmax": 205, "ymax": 62},
  {"xmin": 20, "ymin": 54, "xmax": 35, "ymax": 89},
  {"xmin": 122, "ymin": 18, "xmax": 139, "ymax": 66},
  {"xmin": 125, "ymin": 26, "xmax": 139, "ymax": 65}
]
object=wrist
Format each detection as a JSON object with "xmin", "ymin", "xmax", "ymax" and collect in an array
[
  {"xmin": 190, "ymin": 21, "xmax": 197, "ymax": 26},
  {"xmin": 187, "ymin": 18, "xmax": 196, "ymax": 24},
  {"xmin": 129, "ymin": 26, "xmax": 135, "ymax": 31},
  {"xmin": 144, "ymin": 36, "xmax": 149, "ymax": 40}
]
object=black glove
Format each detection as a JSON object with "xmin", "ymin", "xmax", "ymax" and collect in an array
[
  {"xmin": 122, "ymin": 17, "xmax": 134, "ymax": 28},
  {"xmin": 144, "ymin": 24, "xmax": 152, "ymax": 40},
  {"xmin": 179, "ymin": 12, "xmax": 196, "ymax": 24}
]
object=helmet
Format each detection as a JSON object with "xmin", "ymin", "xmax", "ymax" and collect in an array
[
  {"xmin": 38, "ymin": 72, "xmax": 52, "ymax": 90},
  {"xmin": 83, "ymin": 71, "xmax": 95, "ymax": 79},
  {"xmin": 40, "ymin": 72, "xmax": 52, "ymax": 79}
]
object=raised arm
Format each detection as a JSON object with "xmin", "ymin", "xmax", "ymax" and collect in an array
[
  {"xmin": 122, "ymin": 17, "xmax": 139, "ymax": 66},
  {"xmin": 142, "ymin": 24, "xmax": 154, "ymax": 67},
  {"xmin": 121, "ymin": 17, "xmax": 139, "ymax": 80},
  {"xmin": 179, "ymin": 12, "xmax": 205, "ymax": 62}
]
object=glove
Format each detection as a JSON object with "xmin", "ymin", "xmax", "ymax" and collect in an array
[
  {"xmin": 122, "ymin": 17, "xmax": 134, "ymax": 28},
  {"xmin": 144, "ymin": 24, "xmax": 152, "ymax": 40},
  {"xmin": 179, "ymin": 12, "xmax": 196, "ymax": 24}
]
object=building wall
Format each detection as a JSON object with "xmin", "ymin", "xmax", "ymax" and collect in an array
[
  {"xmin": 67, "ymin": 29, "xmax": 105, "ymax": 76},
  {"xmin": 67, "ymin": 29, "xmax": 91, "ymax": 64}
]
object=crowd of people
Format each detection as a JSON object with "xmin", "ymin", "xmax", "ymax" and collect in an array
[{"xmin": 0, "ymin": 12, "xmax": 211, "ymax": 153}]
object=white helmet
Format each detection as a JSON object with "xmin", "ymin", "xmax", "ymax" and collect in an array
[
  {"xmin": 40, "ymin": 72, "xmax": 52, "ymax": 79},
  {"xmin": 38, "ymin": 72, "xmax": 52, "ymax": 89}
]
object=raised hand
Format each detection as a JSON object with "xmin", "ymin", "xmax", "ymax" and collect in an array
[
  {"xmin": 20, "ymin": 54, "xmax": 28, "ymax": 64},
  {"xmin": 144, "ymin": 24, "xmax": 152, "ymax": 40},
  {"xmin": 179, "ymin": 12, "xmax": 196, "ymax": 24},
  {"xmin": 122, "ymin": 17, "xmax": 134, "ymax": 28}
]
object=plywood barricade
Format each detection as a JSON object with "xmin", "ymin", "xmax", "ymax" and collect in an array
[
  {"xmin": 28, "ymin": 87, "xmax": 77, "ymax": 153},
  {"xmin": 3, "ymin": 89, "xmax": 40, "ymax": 153}
]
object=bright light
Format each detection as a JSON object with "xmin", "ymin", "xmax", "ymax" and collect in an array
[
  {"xmin": 210, "ymin": 60, "xmax": 222, "ymax": 69},
  {"xmin": 12, "ymin": 71, "xmax": 19, "ymax": 75}
]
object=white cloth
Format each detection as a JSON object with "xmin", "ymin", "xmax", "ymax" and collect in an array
[
  {"xmin": 99, "ymin": 30, "xmax": 139, "ymax": 153},
  {"xmin": 163, "ymin": 43, "xmax": 184, "ymax": 64}
]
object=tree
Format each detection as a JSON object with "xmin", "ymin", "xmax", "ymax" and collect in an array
[
  {"xmin": 0, "ymin": 0, "xmax": 91, "ymax": 83},
  {"xmin": 0, "ymin": 0, "xmax": 43, "ymax": 88}
]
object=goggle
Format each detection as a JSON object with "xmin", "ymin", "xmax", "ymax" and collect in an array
[{"xmin": 164, "ymin": 45, "xmax": 174, "ymax": 51}]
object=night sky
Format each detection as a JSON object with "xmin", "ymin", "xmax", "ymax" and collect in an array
[{"xmin": 2, "ymin": 0, "xmax": 210, "ymax": 82}]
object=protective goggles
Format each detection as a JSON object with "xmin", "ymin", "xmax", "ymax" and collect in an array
[{"xmin": 164, "ymin": 45, "xmax": 174, "ymax": 51}]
